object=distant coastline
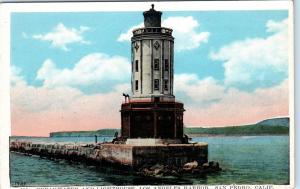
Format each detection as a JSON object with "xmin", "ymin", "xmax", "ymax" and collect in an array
[
  {"xmin": 49, "ymin": 117, "xmax": 289, "ymax": 137},
  {"xmin": 49, "ymin": 129, "xmax": 119, "ymax": 137}
]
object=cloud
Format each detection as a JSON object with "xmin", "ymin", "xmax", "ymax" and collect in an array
[
  {"xmin": 11, "ymin": 65, "xmax": 288, "ymax": 136},
  {"xmin": 210, "ymin": 18, "xmax": 288, "ymax": 90},
  {"xmin": 10, "ymin": 65, "xmax": 23, "ymax": 85},
  {"xmin": 118, "ymin": 16, "xmax": 210, "ymax": 52},
  {"xmin": 11, "ymin": 18, "xmax": 289, "ymax": 135},
  {"xmin": 11, "ymin": 83, "xmax": 130, "ymax": 136},
  {"xmin": 36, "ymin": 53, "xmax": 130, "ymax": 89},
  {"xmin": 117, "ymin": 23, "xmax": 143, "ymax": 42},
  {"xmin": 187, "ymin": 79, "xmax": 289, "ymax": 127},
  {"xmin": 266, "ymin": 19, "xmax": 288, "ymax": 33},
  {"xmin": 33, "ymin": 23, "xmax": 90, "ymax": 51},
  {"xmin": 11, "ymin": 66, "xmax": 130, "ymax": 136},
  {"xmin": 163, "ymin": 16, "xmax": 210, "ymax": 51},
  {"xmin": 174, "ymin": 73, "xmax": 289, "ymax": 127},
  {"xmin": 174, "ymin": 74, "xmax": 224, "ymax": 104}
]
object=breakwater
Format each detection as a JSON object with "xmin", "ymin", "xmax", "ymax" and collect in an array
[{"xmin": 9, "ymin": 140, "xmax": 220, "ymax": 176}]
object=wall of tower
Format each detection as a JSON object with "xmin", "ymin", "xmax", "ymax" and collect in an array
[
  {"xmin": 131, "ymin": 34, "xmax": 174, "ymax": 101},
  {"xmin": 142, "ymin": 40, "xmax": 151, "ymax": 95}
]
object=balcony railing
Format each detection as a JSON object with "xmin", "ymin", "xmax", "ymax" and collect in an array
[{"xmin": 132, "ymin": 27, "xmax": 173, "ymax": 35}]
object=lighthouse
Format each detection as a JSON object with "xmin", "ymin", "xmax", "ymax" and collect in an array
[
  {"xmin": 121, "ymin": 5, "xmax": 185, "ymax": 143},
  {"xmin": 116, "ymin": 6, "xmax": 207, "ymax": 169},
  {"xmin": 131, "ymin": 4, "xmax": 174, "ymax": 102}
]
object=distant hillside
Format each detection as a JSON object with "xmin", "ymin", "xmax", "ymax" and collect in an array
[
  {"xmin": 185, "ymin": 117, "xmax": 289, "ymax": 136},
  {"xmin": 256, "ymin": 117, "xmax": 289, "ymax": 127},
  {"xmin": 50, "ymin": 129, "xmax": 120, "ymax": 137},
  {"xmin": 184, "ymin": 125, "xmax": 288, "ymax": 136},
  {"xmin": 49, "ymin": 117, "xmax": 289, "ymax": 137}
]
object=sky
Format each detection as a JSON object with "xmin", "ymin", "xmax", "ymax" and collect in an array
[{"xmin": 10, "ymin": 9, "xmax": 290, "ymax": 136}]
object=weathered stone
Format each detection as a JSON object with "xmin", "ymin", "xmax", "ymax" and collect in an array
[
  {"xmin": 183, "ymin": 161, "xmax": 198, "ymax": 171},
  {"xmin": 202, "ymin": 163, "xmax": 209, "ymax": 167}
]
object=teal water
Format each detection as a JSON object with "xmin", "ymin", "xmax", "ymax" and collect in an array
[{"xmin": 10, "ymin": 135, "xmax": 289, "ymax": 186}]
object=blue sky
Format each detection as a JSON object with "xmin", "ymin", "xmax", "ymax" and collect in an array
[
  {"xmin": 10, "ymin": 9, "xmax": 290, "ymax": 136},
  {"xmin": 12, "ymin": 10, "xmax": 288, "ymax": 91}
]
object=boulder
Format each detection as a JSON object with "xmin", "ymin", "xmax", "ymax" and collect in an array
[
  {"xmin": 202, "ymin": 163, "xmax": 209, "ymax": 168},
  {"xmin": 150, "ymin": 164, "xmax": 164, "ymax": 175},
  {"xmin": 183, "ymin": 161, "xmax": 198, "ymax": 171}
]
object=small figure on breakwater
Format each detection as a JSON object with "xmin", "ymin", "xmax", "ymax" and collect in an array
[
  {"xmin": 112, "ymin": 131, "xmax": 121, "ymax": 143},
  {"xmin": 94, "ymin": 135, "xmax": 98, "ymax": 143}
]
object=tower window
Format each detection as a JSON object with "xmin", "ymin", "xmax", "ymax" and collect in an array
[
  {"xmin": 164, "ymin": 80, "xmax": 168, "ymax": 91},
  {"xmin": 164, "ymin": 59, "xmax": 169, "ymax": 71},
  {"xmin": 135, "ymin": 60, "xmax": 139, "ymax": 72},
  {"xmin": 154, "ymin": 79, "xmax": 159, "ymax": 90},
  {"xmin": 154, "ymin": 59, "xmax": 159, "ymax": 70},
  {"xmin": 135, "ymin": 80, "xmax": 138, "ymax": 91}
]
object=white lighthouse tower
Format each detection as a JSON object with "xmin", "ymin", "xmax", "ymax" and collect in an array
[
  {"xmin": 121, "ymin": 5, "xmax": 184, "ymax": 140},
  {"xmin": 131, "ymin": 4, "xmax": 174, "ymax": 102}
]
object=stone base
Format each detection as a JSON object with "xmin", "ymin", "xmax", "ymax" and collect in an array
[{"xmin": 100, "ymin": 143, "xmax": 208, "ymax": 169}]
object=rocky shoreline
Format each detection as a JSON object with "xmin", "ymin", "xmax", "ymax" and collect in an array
[{"xmin": 138, "ymin": 161, "xmax": 221, "ymax": 177}]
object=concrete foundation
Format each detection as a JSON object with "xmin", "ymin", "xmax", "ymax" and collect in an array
[
  {"xmin": 131, "ymin": 143, "xmax": 208, "ymax": 168},
  {"xmin": 125, "ymin": 138, "xmax": 182, "ymax": 145}
]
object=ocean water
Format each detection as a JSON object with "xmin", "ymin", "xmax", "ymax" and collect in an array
[{"xmin": 10, "ymin": 135, "xmax": 289, "ymax": 186}]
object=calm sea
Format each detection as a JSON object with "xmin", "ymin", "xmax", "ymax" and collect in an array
[{"xmin": 10, "ymin": 135, "xmax": 289, "ymax": 186}]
